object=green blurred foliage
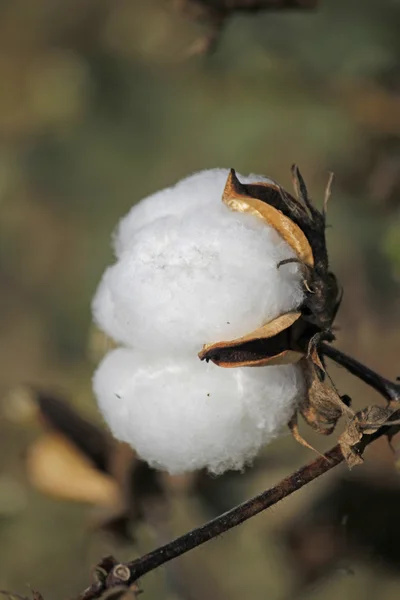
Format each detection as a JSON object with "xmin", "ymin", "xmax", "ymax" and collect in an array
[{"xmin": 0, "ymin": 0, "xmax": 399, "ymax": 599}]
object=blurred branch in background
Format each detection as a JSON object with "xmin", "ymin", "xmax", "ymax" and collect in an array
[{"xmin": 174, "ymin": 0, "xmax": 318, "ymax": 54}]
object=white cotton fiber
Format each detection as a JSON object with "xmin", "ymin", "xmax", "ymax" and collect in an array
[
  {"xmin": 114, "ymin": 169, "xmax": 274, "ymax": 257},
  {"xmin": 93, "ymin": 169, "xmax": 304, "ymax": 354},
  {"xmin": 92, "ymin": 168, "xmax": 307, "ymax": 474},
  {"xmin": 93, "ymin": 348, "xmax": 304, "ymax": 474}
]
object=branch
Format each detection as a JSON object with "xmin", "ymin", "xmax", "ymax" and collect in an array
[
  {"xmin": 188, "ymin": 0, "xmax": 318, "ymax": 12},
  {"xmin": 78, "ymin": 342, "xmax": 400, "ymax": 600},
  {"xmin": 80, "ymin": 422, "xmax": 398, "ymax": 599},
  {"xmin": 126, "ymin": 445, "xmax": 342, "ymax": 582},
  {"xmin": 320, "ymin": 342, "xmax": 400, "ymax": 402},
  {"xmin": 176, "ymin": 0, "xmax": 318, "ymax": 55},
  {"xmin": 78, "ymin": 446, "xmax": 342, "ymax": 600}
]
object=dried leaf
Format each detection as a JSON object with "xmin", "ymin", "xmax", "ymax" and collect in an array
[
  {"xmin": 339, "ymin": 425, "xmax": 364, "ymax": 468},
  {"xmin": 339, "ymin": 404, "xmax": 400, "ymax": 468},
  {"xmin": 300, "ymin": 359, "xmax": 353, "ymax": 436},
  {"xmin": 33, "ymin": 390, "xmax": 112, "ymax": 473},
  {"xmin": 26, "ymin": 433, "xmax": 121, "ymax": 507},
  {"xmin": 358, "ymin": 405, "xmax": 397, "ymax": 434},
  {"xmin": 309, "ymin": 344, "xmax": 325, "ymax": 372},
  {"xmin": 223, "ymin": 169, "xmax": 314, "ymax": 267},
  {"xmin": 288, "ymin": 412, "xmax": 327, "ymax": 459},
  {"xmin": 198, "ymin": 312, "xmax": 304, "ymax": 367}
]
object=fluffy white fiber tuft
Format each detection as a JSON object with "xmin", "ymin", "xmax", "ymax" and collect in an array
[
  {"xmin": 93, "ymin": 170, "xmax": 304, "ymax": 353},
  {"xmin": 92, "ymin": 168, "xmax": 306, "ymax": 474},
  {"xmin": 114, "ymin": 169, "xmax": 271, "ymax": 257},
  {"xmin": 93, "ymin": 348, "xmax": 304, "ymax": 475}
]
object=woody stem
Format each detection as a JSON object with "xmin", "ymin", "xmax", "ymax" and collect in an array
[
  {"xmin": 125, "ymin": 446, "xmax": 343, "ymax": 581},
  {"xmin": 320, "ymin": 343, "xmax": 400, "ymax": 402},
  {"xmin": 91, "ymin": 445, "xmax": 344, "ymax": 596},
  {"xmin": 79, "ymin": 406, "xmax": 400, "ymax": 600}
]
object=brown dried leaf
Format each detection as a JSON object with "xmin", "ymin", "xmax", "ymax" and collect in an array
[
  {"xmin": 26, "ymin": 433, "xmax": 121, "ymax": 507},
  {"xmin": 223, "ymin": 169, "xmax": 314, "ymax": 267},
  {"xmin": 339, "ymin": 420, "xmax": 365, "ymax": 468},
  {"xmin": 300, "ymin": 359, "xmax": 353, "ymax": 436},
  {"xmin": 288, "ymin": 412, "xmax": 327, "ymax": 459},
  {"xmin": 32, "ymin": 389, "xmax": 112, "ymax": 473},
  {"xmin": 309, "ymin": 344, "xmax": 325, "ymax": 371},
  {"xmin": 359, "ymin": 404, "xmax": 400, "ymax": 433},
  {"xmin": 339, "ymin": 405, "xmax": 400, "ymax": 468},
  {"xmin": 198, "ymin": 312, "xmax": 304, "ymax": 367}
]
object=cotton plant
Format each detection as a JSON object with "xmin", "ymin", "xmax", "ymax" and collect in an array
[{"xmin": 93, "ymin": 166, "xmax": 351, "ymax": 475}]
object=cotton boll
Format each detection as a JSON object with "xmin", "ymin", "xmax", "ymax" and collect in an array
[
  {"xmin": 114, "ymin": 169, "xmax": 274, "ymax": 257},
  {"xmin": 93, "ymin": 348, "xmax": 304, "ymax": 475},
  {"xmin": 94, "ymin": 193, "xmax": 304, "ymax": 353},
  {"xmin": 92, "ymin": 168, "xmax": 307, "ymax": 474}
]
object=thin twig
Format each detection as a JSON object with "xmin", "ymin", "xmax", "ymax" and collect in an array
[
  {"xmin": 320, "ymin": 343, "xmax": 400, "ymax": 402},
  {"xmin": 78, "ymin": 446, "xmax": 342, "ymax": 600},
  {"xmin": 79, "ymin": 405, "xmax": 400, "ymax": 598},
  {"xmin": 126, "ymin": 445, "xmax": 343, "ymax": 581}
]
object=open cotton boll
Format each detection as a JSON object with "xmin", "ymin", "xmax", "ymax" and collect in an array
[
  {"xmin": 93, "ymin": 172, "xmax": 304, "ymax": 353},
  {"xmin": 114, "ymin": 169, "xmax": 274, "ymax": 258},
  {"xmin": 93, "ymin": 348, "xmax": 305, "ymax": 475}
]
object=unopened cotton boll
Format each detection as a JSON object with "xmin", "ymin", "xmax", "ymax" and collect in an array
[
  {"xmin": 93, "ymin": 169, "xmax": 305, "ymax": 354},
  {"xmin": 93, "ymin": 348, "xmax": 305, "ymax": 474}
]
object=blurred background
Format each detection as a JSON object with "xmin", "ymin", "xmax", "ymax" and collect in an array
[{"xmin": 0, "ymin": 0, "xmax": 400, "ymax": 599}]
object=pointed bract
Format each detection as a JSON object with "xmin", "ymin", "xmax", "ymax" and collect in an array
[
  {"xmin": 199, "ymin": 312, "xmax": 304, "ymax": 367},
  {"xmin": 223, "ymin": 169, "xmax": 314, "ymax": 268}
]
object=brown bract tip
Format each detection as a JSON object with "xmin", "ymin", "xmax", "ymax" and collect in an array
[
  {"xmin": 198, "ymin": 312, "xmax": 304, "ymax": 367},
  {"xmin": 223, "ymin": 169, "xmax": 314, "ymax": 268}
]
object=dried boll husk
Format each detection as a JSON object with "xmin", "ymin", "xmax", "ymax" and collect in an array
[
  {"xmin": 199, "ymin": 166, "xmax": 338, "ymax": 369},
  {"xmin": 222, "ymin": 170, "xmax": 314, "ymax": 268},
  {"xmin": 199, "ymin": 167, "xmax": 360, "ymax": 463},
  {"xmin": 198, "ymin": 312, "xmax": 305, "ymax": 367},
  {"xmin": 225, "ymin": 166, "xmax": 341, "ymax": 332}
]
